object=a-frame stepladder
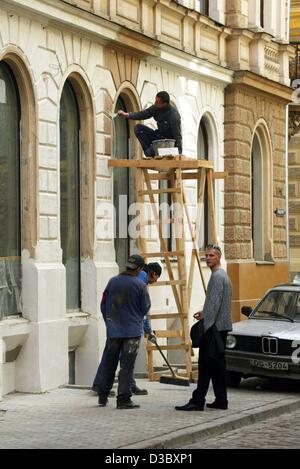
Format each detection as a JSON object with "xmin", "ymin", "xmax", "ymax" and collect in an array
[{"xmin": 108, "ymin": 156, "xmax": 225, "ymax": 381}]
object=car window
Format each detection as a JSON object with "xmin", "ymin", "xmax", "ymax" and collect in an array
[
  {"xmin": 252, "ymin": 291, "xmax": 300, "ymax": 320},
  {"xmin": 295, "ymin": 294, "xmax": 300, "ymax": 321}
]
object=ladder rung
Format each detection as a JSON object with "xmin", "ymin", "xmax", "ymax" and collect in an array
[
  {"xmin": 141, "ymin": 251, "xmax": 184, "ymax": 258},
  {"xmin": 147, "ymin": 344, "xmax": 190, "ymax": 351},
  {"xmin": 154, "ymin": 330, "xmax": 182, "ymax": 338},
  {"xmin": 149, "ymin": 173, "xmax": 170, "ymax": 180},
  {"xmin": 138, "ymin": 188, "xmax": 181, "ymax": 196},
  {"xmin": 148, "ymin": 313, "xmax": 181, "ymax": 319},
  {"xmin": 150, "ymin": 280, "xmax": 185, "ymax": 287},
  {"xmin": 140, "ymin": 219, "xmax": 175, "ymax": 226}
]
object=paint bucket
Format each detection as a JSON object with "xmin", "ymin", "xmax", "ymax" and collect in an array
[{"xmin": 152, "ymin": 139, "xmax": 176, "ymax": 156}]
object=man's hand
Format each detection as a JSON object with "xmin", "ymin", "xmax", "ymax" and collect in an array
[
  {"xmin": 147, "ymin": 333, "xmax": 157, "ymax": 344},
  {"xmin": 117, "ymin": 110, "xmax": 129, "ymax": 118},
  {"xmin": 193, "ymin": 311, "xmax": 203, "ymax": 321}
]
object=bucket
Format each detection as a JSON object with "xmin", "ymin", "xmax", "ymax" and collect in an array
[{"xmin": 152, "ymin": 139, "xmax": 176, "ymax": 156}]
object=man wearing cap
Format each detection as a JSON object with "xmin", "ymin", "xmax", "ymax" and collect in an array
[
  {"xmin": 96, "ymin": 254, "xmax": 151, "ymax": 409},
  {"xmin": 93, "ymin": 261, "xmax": 162, "ymax": 396},
  {"xmin": 130, "ymin": 262, "xmax": 162, "ymax": 395}
]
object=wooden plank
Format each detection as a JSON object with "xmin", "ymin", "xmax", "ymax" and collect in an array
[
  {"xmin": 172, "ymin": 168, "xmax": 193, "ymax": 377},
  {"xmin": 186, "ymin": 168, "xmax": 207, "ymax": 303},
  {"xmin": 148, "ymin": 313, "xmax": 181, "ymax": 320},
  {"xmin": 146, "ymin": 344, "xmax": 190, "ymax": 351},
  {"xmin": 150, "ymin": 280, "xmax": 185, "ymax": 287},
  {"xmin": 207, "ymin": 168, "xmax": 217, "ymax": 243},
  {"xmin": 135, "ymin": 167, "xmax": 148, "ymax": 259},
  {"xmin": 140, "ymin": 218, "xmax": 175, "ymax": 226},
  {"xmin": 108, "ymin": 159, "xmax": 214, "ymax": 169},
  {"xmin": 154, "ymin": 330, "xmax": 183, "ymax": 338},
  {"xmin": 148, "ymin": 171, "xmax": 227, "ymax": 181},
  {"xmin": 138, "ymin": 188, "xmax": 181, "ymax": 195},
  {"xmin": 141, "ymin": 250, "xmax": 184, "ymax": 258}
]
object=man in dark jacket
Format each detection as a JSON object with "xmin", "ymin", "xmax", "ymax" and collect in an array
[
  {"xmin": 175, "ymin": 244, "xmax": 232, "ymax": 412},
  {"xmin": 117, "ymin": 91, "xmax": 182, "ymax": 157},
  {"xmin": 98, "ymin": 255, "xmax": 151, "ymax": 409}
]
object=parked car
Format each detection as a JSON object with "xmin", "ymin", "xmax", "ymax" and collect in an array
[{"xmin": 226, "ymin": 284, "xmax": 300, "ymax": 387}]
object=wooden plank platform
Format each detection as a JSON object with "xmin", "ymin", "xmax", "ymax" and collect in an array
[{"xmin": 108, "ymin": 157, "xmax": 214, "ymax": 170}]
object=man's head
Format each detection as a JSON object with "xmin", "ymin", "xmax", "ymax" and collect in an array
[
  {"xmin": 125, "ymin": 254, "xmax": 145, "ymax": 275},
  {"xmin": 155, "ymin": 91, "xmax": 170, "ymax": 109},
  {"xmin": 145, "ymin": 262, "xmax": 162, "ymax": 284},
  {"xmin": 205, "ymin": 244, "xmax": 222, "ymax": 271}
]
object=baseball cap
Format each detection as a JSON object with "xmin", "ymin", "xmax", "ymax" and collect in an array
[{"xmin": 126, "ymin": 254, "xmax": 145, "ymax": 270}]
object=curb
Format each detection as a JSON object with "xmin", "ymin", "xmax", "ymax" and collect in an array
[{"xmin": 120, "ymin": 398, "xmax": 300, "ymax": 449}]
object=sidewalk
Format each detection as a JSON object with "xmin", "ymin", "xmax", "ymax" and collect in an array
[{"xmin": 0, "ymin": 379, "xmax": 300, "ymax": 449}]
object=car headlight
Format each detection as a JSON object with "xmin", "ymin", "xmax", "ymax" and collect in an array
[{"xmin": 226, "ymin": 335, "xmax": 237, "ymax": 349}]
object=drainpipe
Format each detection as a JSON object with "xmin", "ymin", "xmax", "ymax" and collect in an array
[{"xmin": 285, "ymin": 104, "xmax": 290, "ymax": 272}]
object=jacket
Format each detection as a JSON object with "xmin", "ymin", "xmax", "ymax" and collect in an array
[
  {"xmin": 101, "ymin": 272, "xmax": 151, "ymax": 338},
  {"xmin": 128, "ymin": 105, "xmax": 182, "ymax": 153}
]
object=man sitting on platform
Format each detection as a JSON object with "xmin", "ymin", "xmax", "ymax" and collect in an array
[{"xmin": 117, "ymin": 91, "xmax": 182, "ymax": 158}]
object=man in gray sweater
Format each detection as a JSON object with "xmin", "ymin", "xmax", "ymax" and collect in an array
[
  {"xmin": 175, "ymin": 244, "xmax": 232, "ymax": 411},
  {"xmin": 117, "ymin": 91, "xmax": 182, "ymax": 158}
]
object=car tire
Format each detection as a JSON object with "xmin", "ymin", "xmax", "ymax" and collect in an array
[{"xmin": 226, "ymin": 371, "xmax": 242, "ymax": 388}]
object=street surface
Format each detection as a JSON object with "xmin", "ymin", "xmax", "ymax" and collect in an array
[{"xmin": 0, "ymin": 378, "xmax": 299, "ymax": 449}]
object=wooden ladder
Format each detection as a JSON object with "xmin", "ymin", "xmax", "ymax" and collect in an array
[
  {"xmin": 108, "ymin": 156, "xmax": 224, "ymax": 382},
  {"xmin": 134, "ymin": 157, "xmax": 219, "ymax": 381}
]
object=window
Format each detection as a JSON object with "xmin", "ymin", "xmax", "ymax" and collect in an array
[
  {"xmin": 253, "ymin": 290, "xmax": 300, "ymax": 321},
  {"xmin": 260, "ymin": 0, "xmax": 264, "ymax": 28},
  {"xmin": 0, "ymin": 62, "xmax": 21, "ymax": 319},
  {"xmin": 251, "ymin": 134, "xmax": 264, "ymax": 261},
  {"xmin": 114, "ymin": 96, "xmax": 135, "ymax": 271},
  {"xmin": 251, "ymin": 127, "xmax": 272, "ymax": 262},
  {"xmin": 197, "ymin": 118, "xmax": 209, "ymax": 252},
  {"xmin": 60, "ymin": 80, "xmax": 81, "ymax": 311},
  {"xmin": 195, "ymin": 0, "xmax": 209, "ymax": 15}
]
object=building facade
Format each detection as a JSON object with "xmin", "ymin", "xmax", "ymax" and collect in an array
[
  {"xmin": 289, "ymin": 0, "xmax": 300, "ymax": 281},
  {"xmin": 0, "ymin": 0, "xmax": 292, "ymax": 397}
]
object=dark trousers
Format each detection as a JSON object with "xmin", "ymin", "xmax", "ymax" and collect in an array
[
  {"xmin": 97, "ymin": 337, "xmax": 140, "ymax": 403},
  {"xmin": 134, "ymin": 124, "xmax": 173, "ymax": 157},
  {"xmin": 93, "ymin": 338, "xmax": 137, "ymax": 391},
  {"xmin": 192, "ymin": 331, "xmax": 228, "ymax": 407}
]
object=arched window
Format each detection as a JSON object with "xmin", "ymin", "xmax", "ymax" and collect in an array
[
  {"xmin": 251, "ymin": 126, "xmax": 272, "ymax": 262},
  {"xmin": 113, "ymin": 94, "xmax": 136, "ymax": 271},
  {"xmin": 0, "ymin": 61, "xmax": 21, "ymax": 318},
  {"xmin": 60, "ymin": 80, "xmax": 81, "ymax": 311},
  {"xmin": 197, "ymin": 117, "xmax": 209, "ymax": 252}
]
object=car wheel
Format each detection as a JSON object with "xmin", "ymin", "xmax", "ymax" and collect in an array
[{"xmin": 226, "ymin": 371, "xmax": 242, "ymax": 388}]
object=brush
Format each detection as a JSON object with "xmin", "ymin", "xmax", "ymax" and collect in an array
[{"xmin": 152, "ymin": 338, "xmax": 190, "ymax": 386}]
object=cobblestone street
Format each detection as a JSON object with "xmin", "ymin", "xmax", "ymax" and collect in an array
[
  {"xmin": 182, "ymin": 409, "xmax": 300, "ymax": 449},
  {"xmin": 0, "ymin": 378, "xmax": 300, "ymax": 449}
]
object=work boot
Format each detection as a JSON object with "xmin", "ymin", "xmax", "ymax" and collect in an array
[
  {"xmin": 117, "ymin": 400, "xmax": 140, "ymax": 409},
  {"xmin": 206, "ymin": 401, "xmax": 228, "ymax": 410},
  {"xmin": 131, "ymin": 386, "xmax": 148, "ymax": 395},
  {"xmin": 144, "ymin": 146, "xmax": 155, "ymax": 158},
  {"xmin": 98, "ymin": 395, "xmax": 108, "ymax": 407},
  {"xmin": 175, "ymin": 399, "xmax": 204, "ymax": 411}
]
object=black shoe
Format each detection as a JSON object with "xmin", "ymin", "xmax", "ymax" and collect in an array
[
  {"xmin": 98, "ymin": 395, "xmax": 108, "ymax": 407},
  {"xmin": 108, "ymin": 390, "xmax": 116, "ymax": 397},
  {"xmin": 206, "ymin": 401, "xmax": 228, "ymax": 410},
  {"xmin": 117, "ymin": 400, "xmax": 140, "ymax": 409},
  {"xmin": 131, "ymin": 386, "xmax": 148, "ymax": 395},
  {"xmin": 175, "ymin": 400, "xmax": 204, "ymax": 411}
]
